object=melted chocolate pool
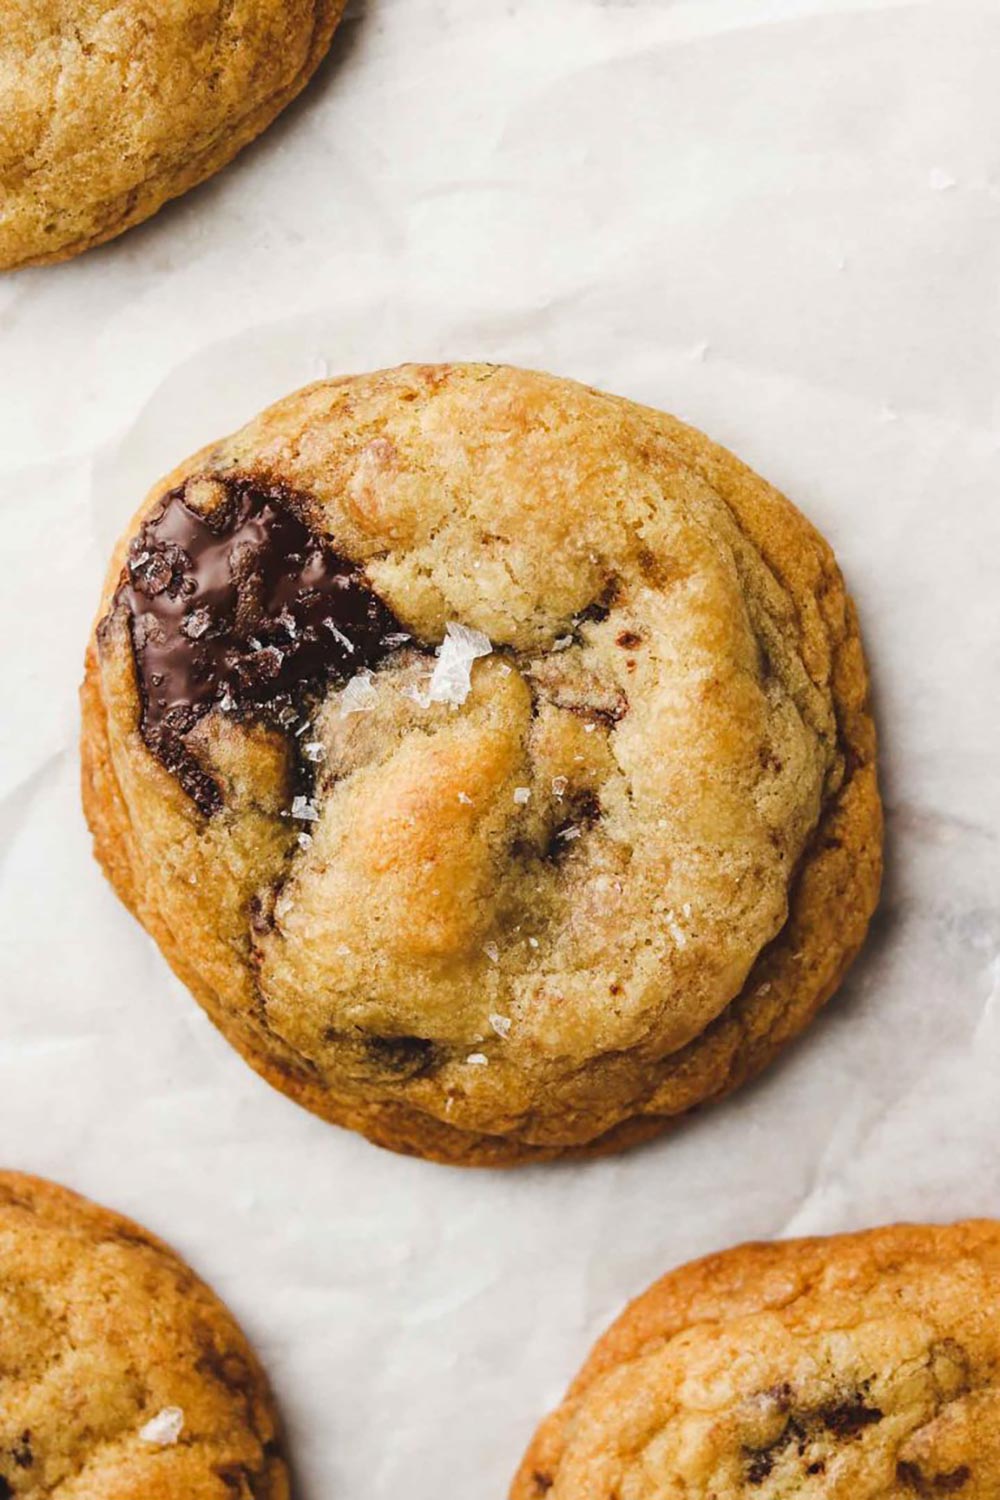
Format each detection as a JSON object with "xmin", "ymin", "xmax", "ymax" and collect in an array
[{"xmin": 114, "ymin": 476, "xmax": 406, "ymax": 813}]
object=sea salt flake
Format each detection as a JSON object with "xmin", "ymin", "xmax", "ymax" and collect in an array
[
  {"xmin": 558, "ymin": 824, "xmax": 581, "ymax": 841},
  {"xmin": 140, "ymin": 1408, "xmax": 184, "ymax": 1446},
  {"xmin": 403, "ymin": 680, "xmax": 432, "ymax": 708},
  {"xmin": 498, "ymin": 662, "xmax": 513, "ymax": 677},
  {"xmin": 457, "ymin": 791, "xmax": 473, "ymax": 805},
  {"xmin": 583, "ymin": 722, "xmax": 597, "ymax": 733},
  {"xmin": 302, "ymin": 741, "xmax": 326, "ymax": 762},
  {"xmin": 339, "ymin": 673, "xmax": 378, "ymax": 717},
  {"xmin": 527, "ymin": 936, "xmax": 540, "ymax": 949},
  {"xmin": 665, "ymin": 909, "xmax": 688, "ymax": 949},
  {"xmin": 427, "ymin": 622, "xmax": 492, "ymax": 706},
  {"xmin": 181, "ymin": 607, "xmax": 211, "ymax": 640},
  {"xmin": 552, "ymin": 635, "xmax": 573, "ymax": 651},
  {"xmin": 484, "ymin": 942, "xmax": 500, "ymax": 964},
  {"xmin": 489, "ymin": 1013, "xmax": 512, "ymax": 1038},
  {"xmin": 513, "ymin": 786, "xmax": 531, "ymax": 805},
  {"xmin": 381, "ymin": 631, "xmax": 411, "ymax": 648},
  {"xmin": 466, "ymin": 1053, "xmax": 489, "ymax": 1066},
  {"xmin": 297, "ymin": 832, "xmax": 313, "ymax": 850},
  {"xmin": 323, "ymin": 619, "xmax": 356, "ymax": 653},
  {"xmin": 551, "ymin": 776, "xmax": 568, "ymax": 798},
  {"xmin": 291, "ymin": 796, "xmax": 319, "ymax": 822}
]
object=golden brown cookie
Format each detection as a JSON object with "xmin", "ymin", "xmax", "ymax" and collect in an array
[
  {"xmin": 81, "ymin": 362, "xmax": 882, "ymax": 1166},
  {"xmin": 512, "ymin": 1222, "xmax": 1000, "ymax": 1499},
  {"xmin": 0, "ymin": 0, "xmax": 346, "ymax": 270},
  {"xmin": 0, "ymin": 1171, "xmax": 287, "ymax": 1499}
]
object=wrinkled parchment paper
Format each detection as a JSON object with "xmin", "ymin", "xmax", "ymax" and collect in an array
[{"xmin": 1, "ymin": 1, "xmax": 999, "ymax": 1494}]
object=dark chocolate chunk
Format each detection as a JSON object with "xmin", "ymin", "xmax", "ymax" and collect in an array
[
  {"xmin": 113, "ymin": 476, "xmax": 406, "ymax": 813},
  {"xmin": 817, "ymin": 1400, "xmax": 883, "ymax": 1438},
  {"xmin": 898, "ymin": 1464, "xmax": 972, "ymax": 1496}
]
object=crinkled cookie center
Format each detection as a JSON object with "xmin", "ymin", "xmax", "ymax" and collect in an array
[
  {"xmin": 545, "ymin": 1311, "xmax": 993, "ymax": 1499},
  {"xmin": 111, "ymin": 471, "xmax": 833, "ymax": 1099}
]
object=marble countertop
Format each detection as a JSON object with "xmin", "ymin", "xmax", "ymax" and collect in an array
[{"xmin": 1, "ymin": 0, "xmax": 998, "ymax": 1495}]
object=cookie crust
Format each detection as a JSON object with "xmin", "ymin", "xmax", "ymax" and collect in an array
[
  {"xmin": 81, "ymin": 363, "xmax": 882, "ymax": 1166},
  {"xmin": 512, "ymin": 1222, "xmax": 1000, "ymax": 1499},
  {"xmin": 0, "ymin": 1171, "xmax": 287, "ymax": 1498},
  {"xmin": 0, "ymin": 0, "xmax": 346, "ymax": 271}
]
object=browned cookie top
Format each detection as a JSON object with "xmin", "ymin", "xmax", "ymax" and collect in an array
[
  {"xmin": 0, "ymin": 0, "xmax": 345, "ymax": 269},
  {"xmin": 0, "ymin": 1173, "xmax": 287, "ymax": 1498},
  {"xmin": 513, "ymin": 1222, "xmax": 1000, "ymax": 1499},
  {"xmin": 83, "ymin": 363, "xmax": 881, "ymax": 1164}
]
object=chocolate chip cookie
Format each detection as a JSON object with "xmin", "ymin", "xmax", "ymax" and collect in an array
[
  {"xmin": 81, "ymin": 362, "xmax": 882, "ymax": 1165},
  {"xmin": 512, "ymin": 1222, "xmax": 1000, "ymax": 1499},
  {"xmin": 0, "ymin": 1, "xmax": 346, "ymax": 270},
  {"xmin": 0, "ymin": 1171, "xmax": 286, "ymax": 1498}
]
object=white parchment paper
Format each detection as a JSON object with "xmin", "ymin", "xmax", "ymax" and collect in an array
[{"xmin": 1, "ymin": 1, "xmax": 999, "ymax": 1494}]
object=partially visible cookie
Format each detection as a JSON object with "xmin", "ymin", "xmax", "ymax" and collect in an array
[
  {"xmin": 82, "ymin": 362, "xmax": 881, "ymax": 1166},
  {"xmin": 512, "ymin": 1222, "xmax": 1000, "ymax": 1499},
  {"xmin": 0, "ymin": 1, "xmax": 346, "ymax": 270},
  {"xmin": 0, "ymin": 1172, "xmax": 287, "ymax": 1499}
]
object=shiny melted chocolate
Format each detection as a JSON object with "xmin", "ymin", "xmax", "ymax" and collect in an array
[{"xmin": 114, "ymin": 476, "xmax": 405, "ymax": 814}]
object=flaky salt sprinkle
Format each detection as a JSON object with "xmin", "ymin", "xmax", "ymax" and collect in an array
[
  {"xmin": 139, "ymin": 1408, "xmax": 184, "ymax": 1446},
  {"xmin": 484, "ymin": 941, "xmax": 500, "ymax": 964},
  {"xmin": 551, "ymin": 776, "xmax": 568, "ymax": 798},
  {"xmin": 527, "ymin": 936, "xmax": 540, "ymax": 949},
  {"xmin": 297, "ymin": 832, "xmax": 313, "ymax": 850},
  {"xmin": 291, "ymin": 795, "xmax": 319, "ymax": 822},
  {"xmin": 339, "ymin": 672, "xmax": 378, "ymax": 717},
  {"xmin": 323, "ymin": 619, "xmax": 356, "ymax": 653},
  {"xmin": 457, "ymin": 791, "xmax": 473, "ymax": 805},
  {"xmin": 302, "ymin": 741, "xmax": 326, "ymax": 762},
  {"xmin": 427, "ymin": 622, "xmax": 492, "ymax": 706},
  {"xmin": 551, "ymin": 635, "xmax": 573, "ymax": 652},
  {"xmin": 665, "ymin": 909, "xmax": 688, "ymax": 949},
  {"xmin": 558, "ymin": 824, "xmax": 581, "ymax": 841},
  {"xmin": 489, "ymin": 1013, "xmax": 512, "ymax": 1038},
  {"xmin": 513, "ymin": 786, "xmax": 531, "ymax": 805},
  {"xmin": 466, "ymin": 1052, "xmax": 489, "ymax": 1067}
]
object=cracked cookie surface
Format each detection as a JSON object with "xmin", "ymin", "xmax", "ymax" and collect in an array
[
  {"xmin": 81, "ymin": 362, "xmax": 882, "ymax": 1165},
  {"xmin": 0, "ymin": 0, "xmax": 346, "ymax": 270},
  {"xmin": 0, "ymin": 1172, "xmax": 287, "ymax": 1499},
  {"xmin": 511, "ymin": 1222, "xmax": 1000, "ymax": 1500}
]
